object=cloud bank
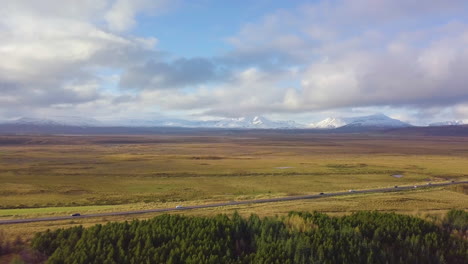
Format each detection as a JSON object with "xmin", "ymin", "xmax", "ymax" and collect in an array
[{"xmin": 1, "ymin": 0, "xmax": 468, "ymax": 123}]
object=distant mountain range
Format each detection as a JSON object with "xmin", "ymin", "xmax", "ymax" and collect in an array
[
  {"xmin": 428, "ymin": 120, "xmax": 465, "ymax": 126},
  {"xmin": 0, "ymin": 116, "xmax": 303, "ymax": 129},
  {"xmin": 0, "ymin": 114, "xmax": 465, "ymax": 131},
  {"xmin": 211, "ymin": 116, "xmax": 303, "ymax": 129},
  {"xmin": 308, "ymin": 114, "xmax": 410, "ymax": 129},
  {"xmin": 307, "ymin": 117, "xmax": 347, "ymax": 129},
  {"xmin": 8, "ymin": 116, "xmax": 102, "ymax": 127}
]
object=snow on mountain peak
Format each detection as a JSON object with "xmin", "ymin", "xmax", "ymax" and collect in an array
[
  {"xmin": 1, "ymin": 113, "xmax": 413, "ymax": 129},
  {"xmin": 308, "ymin": 117, "xmax": 347, "ymax": 129},
  {"xmin": 214, "ymin": 116, "xmax": 303, "ymax": 129},
  {"xmin": 251, "ymin": 116, "xmax": 264, "ymax": 125},
  {"xmin": 309, "ymin": 114, "xmax": 411, "ymax": 129}
]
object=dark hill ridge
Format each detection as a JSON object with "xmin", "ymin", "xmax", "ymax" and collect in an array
[
  {"xmin": 0, "ymin": 122, "xmax": 330, "ymax": 135},
  {"xmin": 0, "ymin": 123, "xmax": 467, "ymax": 136},
  {"xmin": 0, "ymin": 113, "xmax": 413, "ymax": 129},
  {"xmin": 340, "ymin": 113, "xmax": 411, "ymax": 128},
  {"xmin": 384, "ymin": 124, "xmax": 468, "ymax": 136},
  {"xmin": 0, "ymin": 123, "xmax": 206, "ymax": 135}
]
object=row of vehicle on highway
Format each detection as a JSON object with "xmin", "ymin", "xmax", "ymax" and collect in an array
[{"xmin": 71, "ymin": 180, "xmax": 458, "ymax": 216}]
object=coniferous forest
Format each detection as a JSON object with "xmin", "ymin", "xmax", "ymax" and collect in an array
[{"xmin": 30, "ymin": 210, "xmax": 467, "ymax": 264}]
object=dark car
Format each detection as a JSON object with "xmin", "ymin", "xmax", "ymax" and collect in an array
[
  {"xmin": 71, "ymin": 213, "xmax": 81, "ymax": 217},
  {"xmin": 319, "ymin": 192, "xmax": 324, "ymax": 195},
  {"xmin": 394, "ymin": 186, "xmax": 398, "ymax": 188}
]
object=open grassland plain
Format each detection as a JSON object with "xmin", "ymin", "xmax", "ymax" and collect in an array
[{"xmin": 0, "ymin": 133, "xmax": 467, "ymax": 238}]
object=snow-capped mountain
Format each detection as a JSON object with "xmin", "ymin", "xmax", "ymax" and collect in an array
[
  {"xmin": 342, "ymin": 114, "xmax": 410, "ymax": 128},
  {"xmin": 118, "ymin": 118, "xmax": 216, "ymax": 128},
  {"xmin": 0, "ymin": 114, "xmax": 410, "ymax": 129},
  {"xmin": 100, "ymin": 116, "xmax": 303, "ymax": 129},
  {"xmin": 309, "ymin": 114, "xmax": 411, "ymax": 129},
  {"xmin": 428, "ymin": 120, "xmax": 465, "ymax": 126},
  {"xmin": 2, "ymin": 116, "xmax": 303, "ymax": 129},
  {"xmin": 5, "ymin": 116, "xmax": 102, "ymax": 127},
  {"xmin": 213, "ymin": 116, "xmax": 303, "ymax": 129},
  {"xmin": 308, "ymin": 117, "xmax": 347, "ymax": 129}
]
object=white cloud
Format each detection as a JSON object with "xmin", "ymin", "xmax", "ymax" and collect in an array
[
  {"xmin": 0, "ymin": 0, "xmax": 109, "ymax": 21},
  {"xmin": 453, "ymin": 104, "xmax": 468, "ymax": 121},
  {"xmin": 126, "ymin": 0, "xmax": 468, "ymax": 120},
  {"xmin": 136, "ymin": 67, "xmax": 294, "ymax": 117},
  {"xmin": 0, "ymin": 0, "xmax": 161, "ymax": 117},
  {"xmin": 207, "ymin": 0, "xmax": 468, "ymax": 120},
  {"xmin": 105, "ymin": 0, "xmax": 171, "ymax": 32},
  {"xmin": 312, "ymin": 24, "xmax": 468, "ymax": 108},
  {"xmin": 1, "ymin": 0, "xmax": 468, "ymax": 122}
]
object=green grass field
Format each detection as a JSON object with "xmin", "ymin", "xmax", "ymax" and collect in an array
[{"xmin": 0, "ymin": 133, "xmax": 467, "ymax": 238}]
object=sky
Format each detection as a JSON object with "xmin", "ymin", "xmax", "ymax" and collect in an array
[{"xmin": 1, "ymin": 0, "xmax": 468, "ymax": 125}]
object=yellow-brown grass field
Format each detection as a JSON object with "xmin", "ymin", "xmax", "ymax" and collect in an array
[{"xmin": 0, "ymin": 133, "xmax": 467, "ymax": 238}]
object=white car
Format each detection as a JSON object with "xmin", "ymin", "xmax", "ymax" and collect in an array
[
  {"xmin": 349, "ymin": 189, "xmax": 355, "ymax": 192},
  {"xmin": 175, "ymin": 205, "xmax": 184, "ymax": 209}
]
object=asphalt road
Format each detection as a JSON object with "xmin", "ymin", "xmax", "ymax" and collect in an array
[{"xmin": 1, "ymin": 181, "xmax": 466, "ymax": 225}]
